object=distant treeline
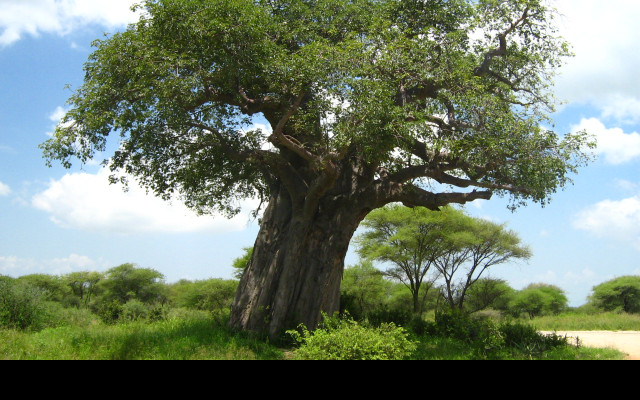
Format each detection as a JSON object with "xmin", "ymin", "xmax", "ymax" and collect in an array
[{"xmin": 2, "ymin": 261, "xmax": 638, "ymax": 332}]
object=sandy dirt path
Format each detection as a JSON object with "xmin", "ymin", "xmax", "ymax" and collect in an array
[{"xmin": 541, "ymin": 331, "xmax": 640, "ymax": 360}]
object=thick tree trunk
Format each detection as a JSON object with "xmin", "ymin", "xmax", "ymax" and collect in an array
[{"xmin": 229, "ymin": 185, "xmax": 365, "ymax": 341}]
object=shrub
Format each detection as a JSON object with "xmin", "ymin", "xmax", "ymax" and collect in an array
[
  {"xmin": 94, "ymin": 300, "xmax": 124, "ymax": 324},
  {"xmin": 365, "ymin": 305, "xmax": 412, "ymax": 327},
  {"xmin": 499, "ymin": 320, "xmax": 569, "ymax": 359},
  {"xmin": 0, "ymin": 279, "xmax": 47, "ymax": 330},
  {"xmin": 170, "ymin": 279, "xmax": 237, "ymax": 312},
  {"xmin": 121, "ymin": 299, "xmax": 150, "ymax": 321},
  {"xmin": 287, "ymin": 313, "xmax": 417, "ymax": 360},
  {"xmin": 427, "ymin": 309, "xmax": 573, "ymax": 359}
]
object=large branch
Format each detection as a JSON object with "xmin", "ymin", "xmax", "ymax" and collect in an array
[
  {"xmin": 392, "ymin": 183, "xmax": 492, "ymax": 211},
  {"xmin": 390, "ymin": 164, "xmax": 533, "ymax": 196}
]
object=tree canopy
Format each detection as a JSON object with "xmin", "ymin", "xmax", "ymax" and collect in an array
[
  {"xmin": 42, "ymin": 0, "xmax": 593, "ymax": 216},
  {"xmin": 356, "ymin": 205, "xmax": 530, "ymax": 311},
  {"xmin": 589, "ymin": 276, "xmax": 640, "ymax": 314},
  {"xmin": 509, "ymin": 283, "xmax": 568, "ymax": 318}
]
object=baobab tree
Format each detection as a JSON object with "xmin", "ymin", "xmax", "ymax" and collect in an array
[{"xmin": 42, "ymin": 0, "xmax": 594, "ymax": 339}]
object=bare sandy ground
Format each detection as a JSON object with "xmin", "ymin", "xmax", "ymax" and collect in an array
[{"xmin": 540, "ymin": 331, "xmax": 640, "ymax": 360}]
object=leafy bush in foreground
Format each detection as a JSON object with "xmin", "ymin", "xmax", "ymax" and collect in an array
[
  {"xmin": 287, "ymin": 313, "xmax": 417, "ymax": 360},
  {"xmin": 424, "ymin": 309, "xmax": 570, "ymax": 359},
  {"xmin": 0, "ymin": 279, "xmax": 47, "ymax": 331}
]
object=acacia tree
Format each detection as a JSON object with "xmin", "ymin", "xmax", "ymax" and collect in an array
[
  {"xmin": 355, "ymin": 205, "xmax": 453, "ymax": 314},
  {"xmin": 589, "ymin": 276, "xmax": 640, "ymax": 314},
  {"xmin": 433, "ymin": 214, "xmax": 531, "ymax": 310},
  {"xmin": 41, "ymin": 0, "xmax": 593, "ymax": 339},
  {"xmin": 357, "ymin": 205, "xmax": 530, "ymax": 312}
]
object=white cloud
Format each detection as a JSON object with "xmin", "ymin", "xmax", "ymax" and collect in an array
[
  {"xmin": 32, "ymin": 168, "xmax": 258, "ymax": 235},
  {"xmin": 0, "ymin": 0, "xmax": 141, "ymax": 47},
  {"xmin": 572, "ymin": 118, "xmax": 640, "ymax": 165},
  {"xmin": 0, "ymin": 254, "xmax": 107, "ymax": 277},
  {"xmin": 46, "ymin": 106, "xmax": 69, "ymax": 137},
  {"xmin": 0, "ymin": 181, "xmax": 10, "ymax": 196},
  {"xmin": 554, "ymin": 1, "xmax": 640, "ymax": 122},
  {"xmin": 574, "ymin": 196, "xmax": 640, "ymax": 250}
]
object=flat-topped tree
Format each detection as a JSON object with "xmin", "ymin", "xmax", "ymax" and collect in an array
[{"xmin": 42, "ymin": 0, "xmax": 594, "ymax": 340}]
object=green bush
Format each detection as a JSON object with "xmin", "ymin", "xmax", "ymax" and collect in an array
[
  {"xmin": 287, "ymin": 313, "xmax": 417, "ymax": 360},
  {"xmin": 589, "ymin": 276, "xmax": 640, "ymax": 314},
  {"xmin": 499, "ymin": 320, "xmax": 569, "ymax": 358},
  {"xmin": 170, "ymin": 279, "xmax": 237, "ymax": 312},
  {"xmin": 94, "ymin": 300, "xmax": 124, "ymax": 324},
  {"xmin": 0, "ymin": 279, "xmax": 47, "ymax": 331},
  {"xmin": 509, "ymin": 284, "xmax": 568, "ymax": 318},
  {"xmin": 121, "ymin": 299, "xmax": 150, "ymax": 321},
  {"xmin": 426, "ymin": 309, "xmax": 572, "ymax": 359}
]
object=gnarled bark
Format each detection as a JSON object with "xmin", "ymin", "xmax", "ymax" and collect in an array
[{"xmin": 229, "ymin": 183, "xmax": 366, "ymax": 340}]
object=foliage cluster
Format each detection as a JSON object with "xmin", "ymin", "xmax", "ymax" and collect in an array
[
  {"xmin": 339, "ymin": 262, "xmax": 569, "ymax": 327},
  {"xmin": 588, "ymin": 276, "xmax": 640, "ymax": 314},
  {"xmin": 0, "ymin": 263, "xmax": 238, "ymax": 331},
  {"xmin": 286, "ymin": 313, "xmax": 417, "ymax": 360},
  {"xmin": 508, "ymin": 283, "xmax": 568, "ymax": 318},
  {"xmin": 355, "ymin": 205, "xmax": 532, "ymax": 314},
  {"xmin": 423, "ymin": 309, "xmax": 571, "ymax": 360},
  {"xmin": 0, "ymin": 279, "xmax": 48, "ymax": 331},
  {"xmin": 1, "ymin": 263, "xmax": 633, "ymax": 360}
]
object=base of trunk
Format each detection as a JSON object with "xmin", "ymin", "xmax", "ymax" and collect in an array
[{"xmin": 229, "ymin": 190, "xmax": 363, "ymax": 341}]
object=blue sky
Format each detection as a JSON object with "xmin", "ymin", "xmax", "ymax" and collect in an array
[{"xmin": 1, "ymin": 1, "xmax": 639, "ymax": 307}]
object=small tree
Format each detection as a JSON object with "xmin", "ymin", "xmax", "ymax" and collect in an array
[
  {"xmin": 16, "ymin": 274, "xmax": 72, "ymax": 304},
  {"xmin": 99, "ymin": 263, "xmax": 167, "ymax": 305},
  {"xmin": 63, "ymin": 271, "xmax": 104, "ymax": 307},
  {"xmin": 340, "ymin": 261, "xmax": 391, "ymax": 320},
  {"xmin": 434, "ymin": 216, "xmax": 532, "ymax": 310},
  {"xmin": 463, "ymin": 278, "xmax": 515, "ymax": 314},
  {"xmin": 589, "ymin": 276, "xmax": 640, "ymax": 314},
  {"xmin": 356, "ymin": 205, "xmax": 450, "ymax": 314},
  {"xmin": 357, "ymin": 205, "xmax": 530, "ymax": 313},
  {"xmin": 509, "ymin": 283, "xmax": 568, "ymax": 318}
]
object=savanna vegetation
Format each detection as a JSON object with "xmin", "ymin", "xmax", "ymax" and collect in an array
[
  {"xmin": 1, "ymin": 248, "xmax": 636, "ymax": 359},
  {"xmin": 12, "ymin": 0, "xmax": 631, "ymax": 360}
]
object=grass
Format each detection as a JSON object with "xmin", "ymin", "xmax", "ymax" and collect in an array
[
  {"xmin": 1, "ymin": 308, "xmax": 634, "ymax": 360},
  {"xmin": 0, "ymin": 312, "xmax": 284, "ymax": 360},
  {"xmin": 527, "ymin": 311, "xmax": 640, "ymax": 331},
  {"xmin": 409, "ymin": 335, "xmax": 626, "ymax": 360}
]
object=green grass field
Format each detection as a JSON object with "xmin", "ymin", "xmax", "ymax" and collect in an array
[
  {"xmin": 0, "ymin": 312, "xmax": 284, "ymax": 360},
  {"xmin": 1, "ymin": 309, "xmax": 633, "ymax": 360},
  {"xmin": 527, "ymin": 311, "xmax": 640, "ymax": 331}
]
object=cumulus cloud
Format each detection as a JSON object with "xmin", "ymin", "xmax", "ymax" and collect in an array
[
  {"xmin": 574, "ymin": 196, "xmax": 640, "ymax": 250},
  {"xmin": 45, "ymin": 106, "xmax": 69, "ymax": 137},
  {"xmin": 554, "ymin": 1, "xmax": 640, "ymax": 122},
  {"xmin": 32, "ymin": 168, "xmax": 258, "ymax": 235},
  {"xmin": 0, "ymin": 181, "xmax": 10, "ymax": 197},
  {"xmin": 572, "ymin": 118, "xmax": 640, "ymax": 165},
  {"xmin": 0, "ymin": 254, "xmax": 107, "ymax": 276},
  {"xmin": 0, "ymin": 0, "xmax": 141, "ymax": 46}
]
